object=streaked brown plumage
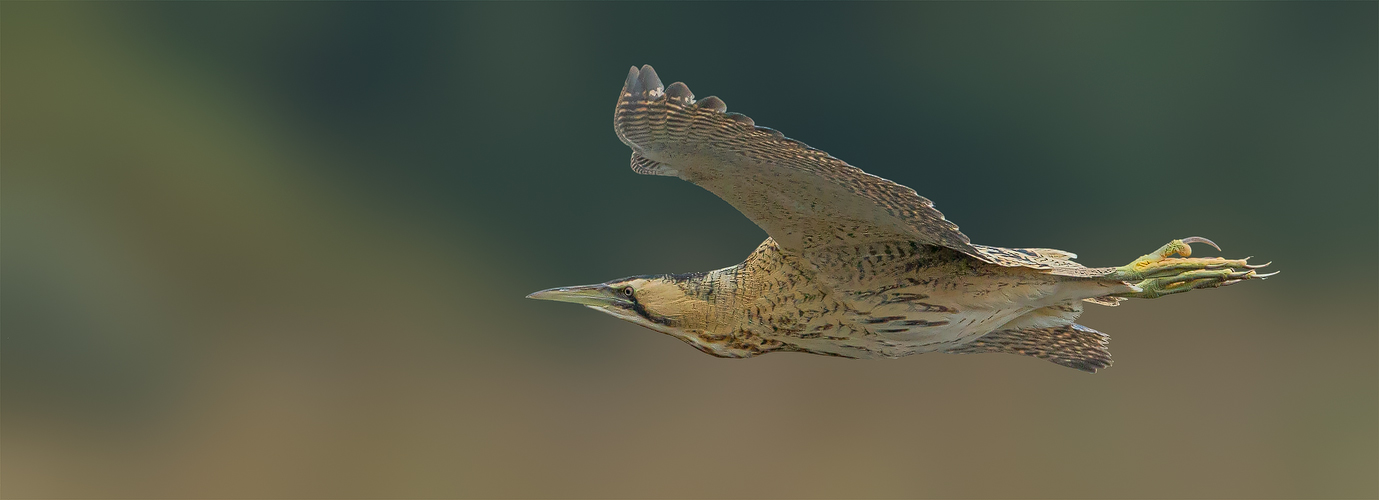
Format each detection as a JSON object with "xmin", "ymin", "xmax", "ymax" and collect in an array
[{"xmin": 529, "ymin": 65, "xmax": 1274, "ymax": 373}]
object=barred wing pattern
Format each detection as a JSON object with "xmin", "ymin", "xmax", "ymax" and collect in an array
[
  {"xmin": 614, "ymin": 65, "xmax": 980, "ymax": 257},
  {"xmin": 613, "ymin": 65, "xmax": 1108, "ymax": 277}
]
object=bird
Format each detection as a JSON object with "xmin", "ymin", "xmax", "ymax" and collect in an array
[{"xmin": 528, "ymin": 65, "xmax": 1274, "ymax": 373}]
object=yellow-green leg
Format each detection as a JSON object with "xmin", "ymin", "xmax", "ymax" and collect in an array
[{"xmin": 1110, "ymin": 237, "xmax": 1275, "ymax": 299}]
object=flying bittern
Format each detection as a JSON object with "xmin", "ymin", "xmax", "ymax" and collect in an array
[{"xmin": 529, "ymin": 65, "xmax": 1274, "ymax": 373}]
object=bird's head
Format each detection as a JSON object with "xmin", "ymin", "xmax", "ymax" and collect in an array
[{"xmin": 526, "ymin": 274, "xmax": 713, "ymax": 341}]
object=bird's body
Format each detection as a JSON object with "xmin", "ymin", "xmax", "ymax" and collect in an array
[
  {"xmin": 637, "ymin": 238, "xmax": 1125, "ymax": 361},
  {"xmin": 530, "ymin": 65, "xmax": 1272, "ymax": 372}
]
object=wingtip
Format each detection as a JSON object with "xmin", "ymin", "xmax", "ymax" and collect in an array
[
  {"xmin": 637, "ymin": 64, "xmax": 662, "ymax": 93},
  {"xmin": 696, "ymin": 95, "xmax": 726, "ymax": 113},
  {"xmin": 665, "ymin": 81, "xmax": 693, "ymax": 101},
  {"xmin": 726, "ymin": 113, "xmax": 754, "ymax": 126},
  {"xmin": 624, "ymin": 65, "xmax": 641, "ymax": 94}
]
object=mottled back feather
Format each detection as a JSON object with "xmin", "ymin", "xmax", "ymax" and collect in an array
[{"xmin": 972, "ymin": 245, "xmax": 1117, "ymax": 278}]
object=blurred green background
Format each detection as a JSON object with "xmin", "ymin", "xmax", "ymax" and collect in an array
[{"xmin": 3, "ymin": 2, "xmax": 1375, "ymax": 498}]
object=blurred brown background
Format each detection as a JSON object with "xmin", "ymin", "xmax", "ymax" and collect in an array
[{"xmin": 2, "ymin": 2, "xmax": 1375, "ymax": 498}]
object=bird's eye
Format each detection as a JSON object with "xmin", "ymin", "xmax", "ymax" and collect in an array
[{"xmin": 623, "ymin": 287, "xmax": 635, "ymax": 297}]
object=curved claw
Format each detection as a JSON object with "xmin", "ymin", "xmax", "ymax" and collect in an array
[
  {"xmin": 1254, "ymin": 271, "xmax": 1280, "ymax": 278},
  {"xmin": 1246, "ymin": 261, "xmax": 1272, "ymax": 269},
  {"xmin": 1181, "ymin": 236, "xmax": 1221, "ymax": 252}
]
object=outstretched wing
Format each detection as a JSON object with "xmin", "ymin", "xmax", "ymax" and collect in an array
[{"xmin": 614, "ymin": 65, "xmax": 985, "ymax": 258}]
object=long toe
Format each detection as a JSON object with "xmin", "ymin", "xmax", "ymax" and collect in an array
[{"xmin": 1112, "ymin": 239, "xmax": 1275, "ymax": 299}]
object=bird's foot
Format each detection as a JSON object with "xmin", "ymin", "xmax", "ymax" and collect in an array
[{"xmin": 1110, "ymin": 237, "xmax": 1275, "ymax": 299}]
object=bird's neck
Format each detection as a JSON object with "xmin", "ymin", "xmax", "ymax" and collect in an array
[
  {"xmin": 660, "ymin": 267, "xmax": 742, "ymax": 331},
  {"xmin": 638, "ymin": 239, "xmax": 796, "ymax": 357},
  {"xmin": 669, "ymin": 240, "xmax": 790, "ymax": 337}
]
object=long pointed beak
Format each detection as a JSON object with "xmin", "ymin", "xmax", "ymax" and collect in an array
[{"xmin": 526, "ymin": 284, "xmax": 626, "ymax": 307}]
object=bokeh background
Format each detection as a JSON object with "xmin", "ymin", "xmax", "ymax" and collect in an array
[{"xmin": 3, "ymin": 2, "xmax": 1375, "ymax": 498}]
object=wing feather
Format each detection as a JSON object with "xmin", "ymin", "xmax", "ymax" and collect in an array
[
  {"xmin": 614, "ymin": 65, "xmax": 984, "ymax": 258},
  {"xmin": 612, "ymin": 65, "xmax": 1122, "ymax": 278},
  {"xmin": 972, "ymin": 245, "xmax": 1118, "ymax": 278}
]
